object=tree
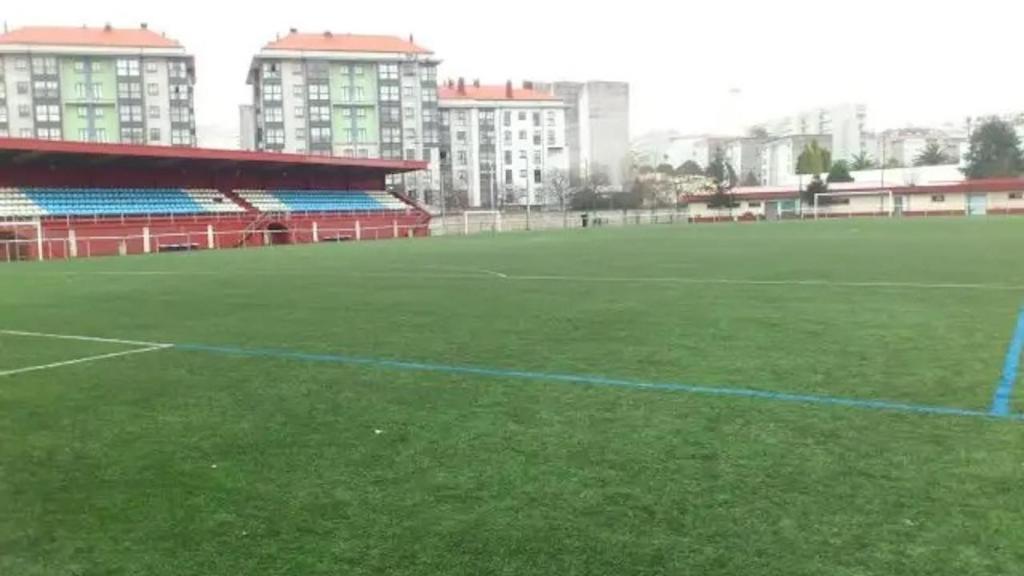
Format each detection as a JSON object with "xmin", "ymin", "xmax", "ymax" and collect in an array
[
  {"xmin": 748, "ymin": 126, "xmax": 769, "ymax": 139},
  {"xmin": 656, "ymin": 163, "xmax": 676, "ymax": 175},
  {"xmin": 801, "ymin": 175, "xmax": 828, "ymax": 207},
  {"xmin": 826, "ymin": 160, "xmax": 855, "ymax": 183},
  {"xmin": 704, "ymin": 148, "xmax": 739, "ymax": 209},
  {"xmin": 850, "ymin": 152, "xmax": 877, "ymax": 171},
  {"xmin": 676, "ymin": 160, "xmax": 704, "ymax": 177},
  {"xmin": 545, "ymin": 168, "xmax": 572, "ymax": 212},
  {"xmin": 637, "ymin": 165, "xmax": 655, "ymax": 175},
  {"xmin": 963, "ymin": 118, "xmax": 1024, "ymax": 180},
  {"xmin": 740, "ymin": 170, "xmax": 760, "ymax": 187},
  {"xmin": 914, "ymin": 141, "xmax": 952, "ymax": 167},
  {"xmin": 884, "ymin": 157, "xmax": 904, "ymax": 169},
  {"xmin": 796, "ymin": 140, "xmax": 832, "ymax": 176}
]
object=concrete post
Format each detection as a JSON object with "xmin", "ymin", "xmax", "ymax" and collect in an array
[
  {"xmin": 207, "ymin": 224, "xmax": 215, "ymax": 249},
  {"xmin": 355, "ymin": 220, "xmax": 362, "ymax": 241},
  {"xmin": 312, "ymin": 221, "xmax": 319, "ymax": 243},
  {"xmin": 392, "ymin": 220, "xmax": 399, "ymax": 238},
  {"xmin": 142, "ymin": 227, "xmax": 151, "ymax": 254},
  {"xmin": 69, "ymin": 229, "xmax": 78, "ymax": 258}
]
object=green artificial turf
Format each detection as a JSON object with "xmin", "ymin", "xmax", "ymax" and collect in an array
[{"xmin": 1, "ymin": 217, "xmax": 1023, "ymax": 575}]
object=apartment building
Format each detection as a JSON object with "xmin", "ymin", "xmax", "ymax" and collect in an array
[
  {"xmin": 439, "ymin": 80, "xmax": 567, "ymax": 208},
  {"xmin": 755, "ymin": 103, "xmax": 866, "ymax": 164},
  {"xmin": 534, "ymin": 81, "xmax": 630, "ymax": 190},
  {"xmin": 0, "ymin": 24, "xmax": 196, "ymax": 146},
  {"xmin": 762, "ymin": 135, "xmax": 832, "ymax": 186},
  {"xmin": 247, "ymin": 31, "xmax": 440, "ymax": 200}
]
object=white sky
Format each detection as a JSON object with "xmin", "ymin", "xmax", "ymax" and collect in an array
[{"xmin": 6, "ymin": 0, "xmax": 1024, "ymax": 147}]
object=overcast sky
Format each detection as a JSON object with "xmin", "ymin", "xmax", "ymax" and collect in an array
[{"xmin": 6, "ymin": 0, "xmax": 1023, "ymax": 147}]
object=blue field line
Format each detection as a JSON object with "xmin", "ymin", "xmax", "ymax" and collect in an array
[
  {"xmin": 171, "ymin": 342, "xmax": 1024, "ymax": 422},
  {"xmin": 990, "ymin": 307, "xmax": 1024, "ymax": 417}
]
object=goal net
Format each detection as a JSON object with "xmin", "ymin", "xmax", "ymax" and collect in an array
[
  {"xmin": 0, "ymin": 220, "xmax": 43, "ymax": 262},
  {"xmin": 462, "ymin": 211, "xmax": 503, "ymax": 235},
  {"xmin": 813, "ymin": 190, "xmax": 895, "ymax": 219}
]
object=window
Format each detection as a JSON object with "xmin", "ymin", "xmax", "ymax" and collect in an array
[
  {"xmin": 382, "ymin": 106, "xmax": 401, "ymax": 123},
  {"xmin": 519, "ymin": 150, "xmax": 528, "ymax": 160},
  {"xmin": 310, "ymin": 127, "xmax": 331, "ymax": 144},
  {"xmin": 546, "ymin": 110, "xmax": 556, "ymax": 126},
  {"xmin": 37, "ymin": 127, "xmax": 61, "ymax": 140},
  {"xmin": 295, "ymin": 127, "xmax": 306, "ymax": 141},
  {"xmin": 309, "ymin": 84, "xmax": 329, "ymax": 100},
  {"xmin": 342, "ymin": 148, "xmax": 355, "ymax": 157},
  {"xmin": 294, "ymin": 105, "xmax": 305, "ymax": 118},
  {"xmin": 533, "ymin": 134, "xmax": 542, "ymax": 146},
  {"xmin": 520, "ymin": 169, "xmax": 528, "ymax": 179},
  {"xmin": 262, "ymin": 62, "xmax": 281, "ymax": 79},
  {"xmin": 265, "ymin": 128, "xmax": 285, "ymax": 145},
  {"xmin": 94, "ymin": 107, "xmax": 105, "ymax": 119},
  {"xmin": 309, "ymin": 105, "xmax": 330, "ymax": 123},
  {"xmin": 120, "ymin": 127, "xmax": 145, "ymax": 144},
  {"xmin": 456, "ymin": 150, "xmax": 467, "ymax": 165},
  {"xmin": 292, "ymin": 85, "xmax": 304, "ymax": 97},
  {"xmin": 379, "ymin": 63, "xmax": 399, "ymax": 80},
  {"xmin": 263, "ymin": 84, "xmax": 282, "ymax": 102},
  {"xmin": 356, "ymin": 108, "xmax": 367, "ymax": 119},
  {"xmin": 380, "ymin": 85, "xmax": 399, "ymax": 102},
  {"xmin": 149, "ymin": 127, "xmax": 162, "ymax": 142},
  {"xmin": 534, "ymin": 169, "xmax": 542, "ymax": 184},
  {"xmin": 17, "ymin": 105, "xmax": 30, "ymax": 118},
  {"xmin": 147, "ymin": 83, "xmax": 159, "ymax": 96},
  {"xmin": 95, "ymin": 128, "xmax": 107, "ymax": 143},
  {"xmin": 503, "ymin": 130, "xmax": 512, "ymax": 143},
  {"xmin": 1010, "ymin": 192, "xmax": 1023, "ymax": 200},
  {"xmin": 747, "ymin": 202, "xmax": 762, "ymax": 208},
  {"xmin": 148, "ymin": 105, "xmax": 161, "ymax": 119},
  {"xmin": 931, "ymin": 195, "xmax": 945, "ymax": 203},
  {"xmin": 532, "ymin": 112, "xmax": 541, "ymax": 127},
  {"xmin": 342, "ymin": 129, "xmax": 354, "ymax": 143},
  {"xmin": 354, "ymin": 86, "xmax": 365, "ymax": 101},
  {"xmin": 533, "ymin": 151, "xmax": 542, "ymax": 164},
  {"xmin": 359, "ymin": 149, "xmax": 370, "ymax": 158},
  {"xmin": 77, "ymin": 106, "xmax": 88, "ymax": 119},
  {"xmin": 171, "ymin": 129, "xmax": 191, "ymax": 146},
  {"xmin": 118, "ymin": 82, "xmax": 141, "ymax": 99},
  {"xmin": 0, "ymin": 109, "xmax": 6, "ymax": 123},
  {"xmin": 547, "ymin": 131, "xmax": 556, "ymax": 145},
  {"xmin": 33, "ymin": 80, "xmax": 58, "ymax": 98},
  {"xmin": 16, "ymin": 82, "xmax": 28, "ymax": 95},
  {"xmin": 264, "ymin": 106, "xmax": 283, "ymax": 123},
  {"xmin": 20, "ymin": 128, "xmax": 33, "ymax": 138},
  {"xmin": 519, "ymin": 130, "xmax": 527, "ymax": 141},
  {"xmin": 119, "ymin": 105, "xmax": 143, "ymax": 123},
  {"xmin": 116, "ymin": 59, "xmax": 140, "ymax": 77},
  {"xmin": 168, "ymin": 61, "xmax": 188, "ymax": 79},
  {"xmin": 35, "ymin": 104, "xmax": 60, "ymax": 122},
  {"xmin": 353, "ymin": 65, "xmax": 364, "ymax": 76},
  {"xmin": 14, "ymin": 57, "xmax": 27, "ymax": 71},
  {"xmin": 407, "ymin": 149, "xmax": 418, "ymax": 161},
  {"xmin": 518, "ymin": 111, "xmax": 527, "ymax": 121},
  {"xmin": 75, "ymin": 60, "xmax": 85, "ymax": 72},
  {"xmin": 341, "ymin": 108, "xmax": 352, "ymax": 119},
  {"xmin": 358, "ymin": 128, "xmax": 367, "ymax": 142},
  {"xmin": 170, "ymin": 85, "xmax": 190, "ymax": 102},
  {"xmin": 456, "ymin": 111, "xmax": 467, "ymax": 126},
  {"xmin": 404, "ymin": 128, "xmax": 417, "ymax": 140},
  {"xmin": 422, "ymin": 108, "xmax": 437, "ymax": 124},
  {"xmin": 404, "ymin": 107, "xmax": 416, "ymax": 120},
  {"xmin": 170, "ymin": 107, "xmax": 190, "ymax": 123},
  {"xmin": 32, "ymin": 57, "xmax": 57, "ymax": 75},
  {"xmin": 421, "ymin": 87, "xmax": 437, "ymax": 103},
  {"xmin": 424, "ymin": 127, "xmax": 438, "ymax": 144},
  {"xmin": 91, "ymin": 83, "xmax": 104, "ymax": 99},
  {"xmin": 420, "ymin": 66, "xmax": 436, "ymax": 83},
  {"xmin": 75, "ymin": 83, "xmax": 87, "ymax": 98},
  {"xmin": 382, "ymin": 127, "xmax": 402, "ymax": 144},
  {"xmin": 292, "ymin": 65, "xmax": 304, "ymax": 76},
  {"xmin": 505, "ymin": 169, "xmax": 513, "ymax": 184},
  {"xmin": 145, "ymin": 61, "xmax": 158, "ymax": 74},
  {"xmin": 403, "ymin": 86, "xmax": 415, "ymax": 99},
  {"xmin": 504, "ymin": 151, "xmax": 513, "ymax": 164}
]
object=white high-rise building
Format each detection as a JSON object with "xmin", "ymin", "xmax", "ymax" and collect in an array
[
  {"xmin": 755, "ymin": 103, "xmax": 867, "ymax": 163},
  {"xmin": 439, "ymin": 81, "xmax": 567, "ymax": 208}
]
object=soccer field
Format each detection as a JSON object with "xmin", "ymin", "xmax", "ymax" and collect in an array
[{"xmin": 2, "ymin": 218, "xmax": 1023, "ymax": 575}]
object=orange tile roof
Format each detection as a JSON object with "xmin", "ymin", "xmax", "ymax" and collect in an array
[
  {"xmin": 0, "ymin": 26, "xmax": 182, "ymax": 48},
  {"xmin": 265, "ymin": 32, "xmax": 431, "ymax": 54},
  {"xmin": 439, "ymin": 85, "xmax": 560, "ymax": 102}
]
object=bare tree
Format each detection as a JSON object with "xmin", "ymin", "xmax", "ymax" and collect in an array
[{"xmin": 545, "ymin": 168, "xmax": 572, "ymax": 212}]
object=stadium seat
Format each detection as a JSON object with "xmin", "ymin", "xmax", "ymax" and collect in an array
[
  {"xmin": 6, "ymin": 188, "xmax": 246, "ymax": 217},
  {"xmin": 235, "ymin": 189, "xmax": 408, "ymax": 213}
]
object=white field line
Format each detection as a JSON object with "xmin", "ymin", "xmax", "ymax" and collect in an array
[
  {"xmin": 25, "ymin": 270, "xmax": 1024, "ymax": 291},
  {"xmin": 0, "ymin": 329, "xmax": 170, "ymax": 348},
  {"xmin": 0, "ymin": 345, "xmax": 172, "ymax": 378}
]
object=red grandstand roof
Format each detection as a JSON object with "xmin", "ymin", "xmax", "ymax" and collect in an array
[
  {"xmin": 439, "ymin": 85, "xmax": 560, "ymax": 102},
  {"xmin": 0, "ymin": 138, "xmax": 426, "ymax": 173},
  {"xmin": 0, "ymin": 26, "xmax": 182, "ymax": 49},
  {"xmin": 264, "ymin": 32, "xmax": 431, "ymax": 54}
]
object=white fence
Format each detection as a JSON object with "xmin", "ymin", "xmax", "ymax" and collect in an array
[{"xmin": 432, "ymin": 209, "xmax": 691, "ymax": 236}]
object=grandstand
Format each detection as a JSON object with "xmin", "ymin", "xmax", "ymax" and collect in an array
[{"xmin": 0, "ymin": 138, "xmax": 431, "ymax": 261}]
